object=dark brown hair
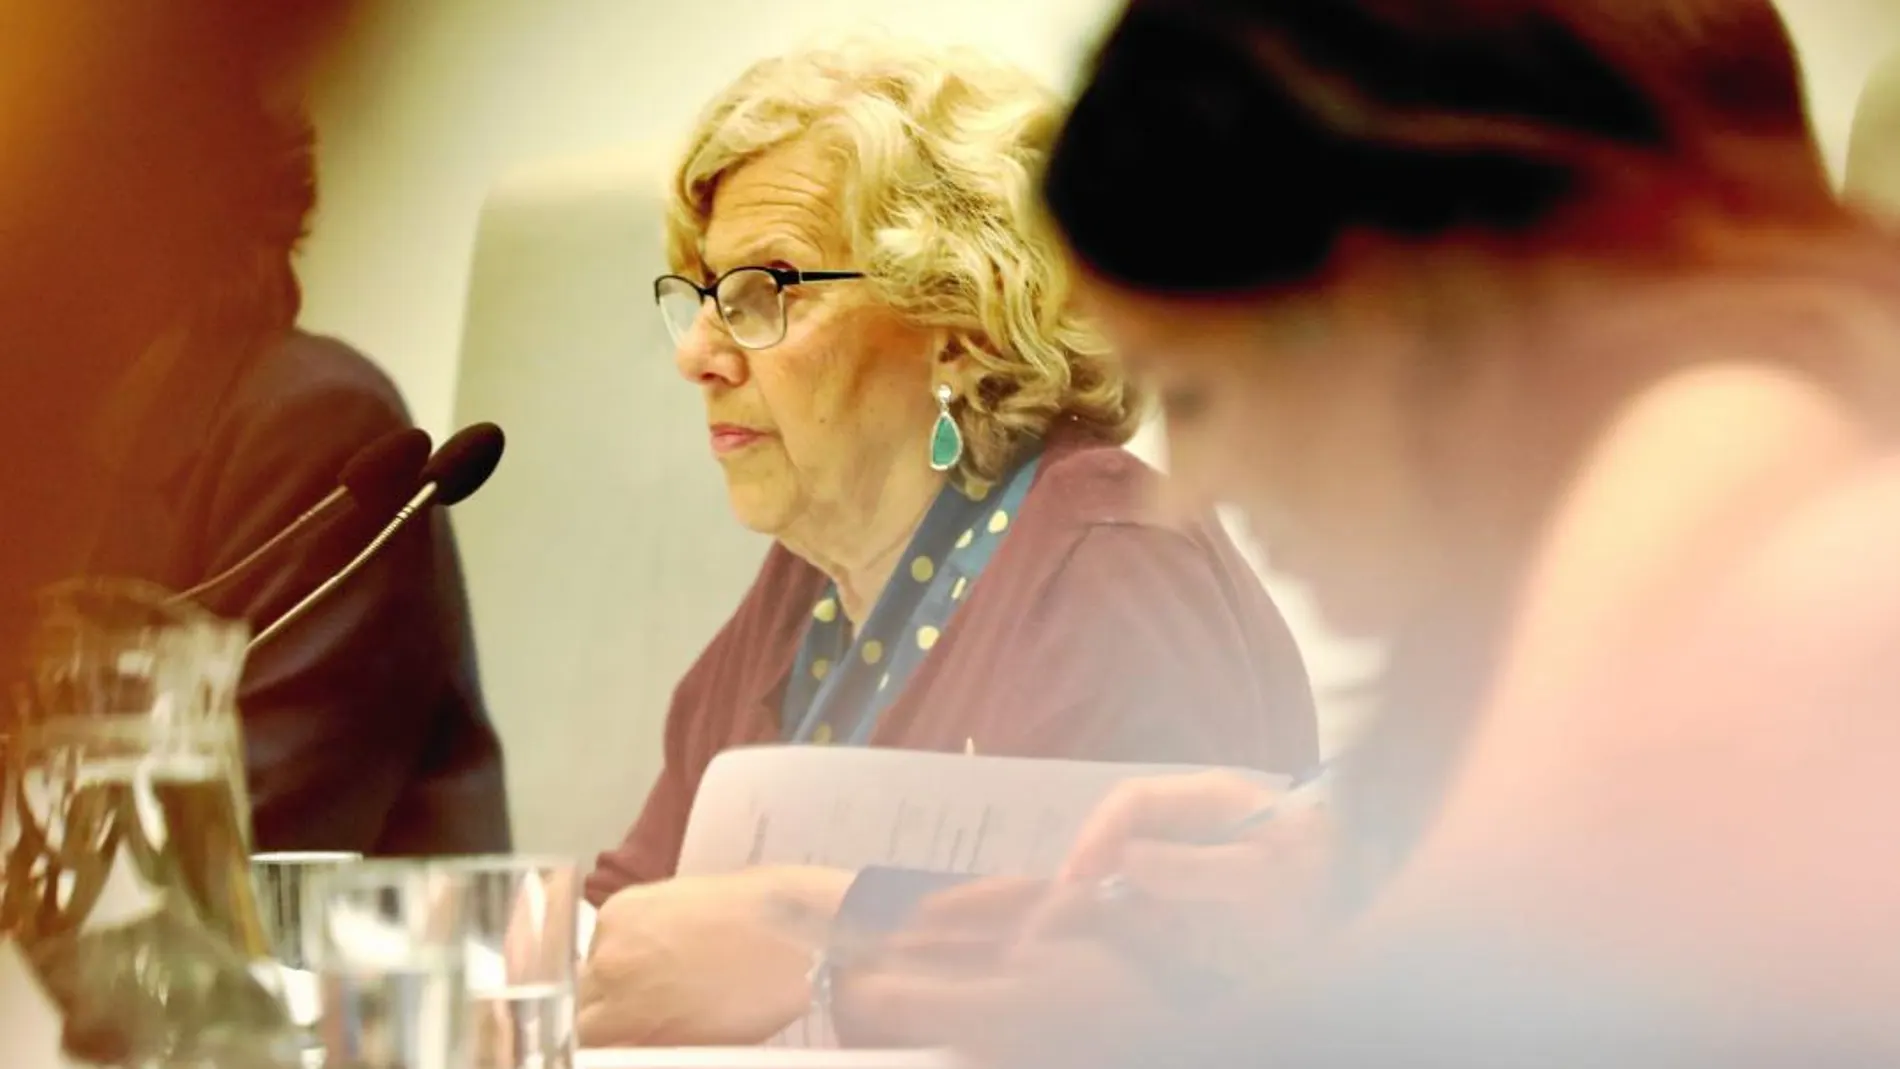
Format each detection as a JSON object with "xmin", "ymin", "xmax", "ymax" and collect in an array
[
  {"xmin": 7, "ymin": 1, "xmax": 356, "ymax": 337},
  {"xmin": 1044, "ymin": 0, "xmax": 1829, "ymax": 296}
]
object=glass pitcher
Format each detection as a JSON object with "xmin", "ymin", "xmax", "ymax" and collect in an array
[{"xmin": 1, "ymin": 577, "xmax": 298, "ymax": 1068}]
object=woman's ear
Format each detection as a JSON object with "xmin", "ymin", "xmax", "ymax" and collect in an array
[
  {"xmin": 937, "ymin": 333, "xmax": 991, "ymax": 396},
  {"xmin": 931, "ymin": 329, "xmax": 963, "ymax": 367}
]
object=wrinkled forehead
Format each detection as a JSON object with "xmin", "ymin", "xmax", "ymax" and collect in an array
[{"xmin": 696, "ymin": 138, "xmax": 854, "ymax": 276}]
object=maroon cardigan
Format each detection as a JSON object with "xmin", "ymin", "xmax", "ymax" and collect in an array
[{"xmin": 584, "ymin": 429, "xmax": 1318, "ymax": 903}]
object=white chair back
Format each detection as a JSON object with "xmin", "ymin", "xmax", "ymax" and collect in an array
[{"xmin": 449, "ymin": 147, "xmax": 767, "ymax": 858}]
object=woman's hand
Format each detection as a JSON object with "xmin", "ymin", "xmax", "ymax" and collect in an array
[
  {"xmin": 1037, "ymin": 770, "xmax": 1334, "ymax": 976},
  {"xmin": 1059, "ymin": 770, "xmax": 1323, "ymax": 895},
  {"xmin": 832, "ymin": 772, "xmax": 1333, "ymax": 1056},
  {"xmin": 575, "ymin": 866, "xmax": 851, "ymax": 1048},
  {"xmin": 833, "ymin": 927, "xmax": 1172, "ymax": 1060}
]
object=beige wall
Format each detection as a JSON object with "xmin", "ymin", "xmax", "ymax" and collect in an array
[{"xmin": 1780, "ymin": 0, "xmax": 1900, "ymax": 181}]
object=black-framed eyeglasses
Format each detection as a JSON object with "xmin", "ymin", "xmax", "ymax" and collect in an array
[{"xmin": 654, "ymin": 266, "xmax": 864, "ymax": 351}]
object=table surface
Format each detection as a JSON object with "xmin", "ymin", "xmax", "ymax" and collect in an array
[{"xmin": 576, "ymin": 1048, "xmax": 954, "ymax": 1069}]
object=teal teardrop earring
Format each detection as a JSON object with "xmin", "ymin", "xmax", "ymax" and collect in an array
[{"xmin": 929, "ymin": 383, "xmax": 964, "ymax": 472}]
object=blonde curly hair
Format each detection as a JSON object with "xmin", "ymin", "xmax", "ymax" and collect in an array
[{"xmin": 664, "ymin": 36, "xmax": 1148, "ymax": 485}]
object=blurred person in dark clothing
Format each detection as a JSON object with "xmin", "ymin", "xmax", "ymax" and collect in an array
[
  {"xmin": 831, "ymin": 0, "xmax": 1900, "ymax": 1063},
  {"xmin": 0, "ymin": 2, "xmax": 510, "ymax": 854}
]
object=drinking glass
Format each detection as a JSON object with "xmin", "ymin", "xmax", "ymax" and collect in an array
[
  {"xmin": 304, "ymin": 861, "xmax": 471, "ymax": 1069},
  {"xmin": 254, "ymin": 850, "xmax": 363, "ymax": 1051},
  {"xmin": 445, "ymin": 857, "xmax": 578, "ymax": 1069},
  {"xmin": 255, "ymin": 852, "xmax": 364, "ymax": 970}
]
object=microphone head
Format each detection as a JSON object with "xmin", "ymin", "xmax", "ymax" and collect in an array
[
  {"xmin": 421, "ymin": 422, "xmax": 505, "ymax": 506},
  {"xmin": 339, "ymin": 428, "xmax": 433, "ymax": 515}
]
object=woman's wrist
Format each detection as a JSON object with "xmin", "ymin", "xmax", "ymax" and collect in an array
[
  {"xmin": 745, "ymin": 867, "xmax": 855, "ymax": 1045},
  {"xmin": 749, "ymin": 865, "xmax": 854, "ymax": 942},
  {"xmin": 778, "ymin": 865, "xmax": 856, "ymax": 914}
]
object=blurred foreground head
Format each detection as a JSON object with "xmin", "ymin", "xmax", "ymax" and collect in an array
[
  {"xmin": 1043, "ymin": 0, "xmax": 1848, "ymax": 637},
  {"xmin": 1048, "ymin": 0, "xmax": 1830, "ymax": 297},
  {"xmin": 0, "ymin": 1, "xmax": 365, "ymax": 381}
]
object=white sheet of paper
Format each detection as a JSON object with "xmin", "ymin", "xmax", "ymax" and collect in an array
[
  {"xmin": 577, "ymin": 1048, "xmax": 954, "ymax": 1069},
  {"xmin": 673, "ymin": 745, "xmax": 1289, "ymax": 1049},
  {"xmin": 677, "ymin": 745, "xmax": 1288, "ymax": 878}
]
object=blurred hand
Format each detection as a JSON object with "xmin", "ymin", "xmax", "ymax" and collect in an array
[
  {"xmin": 832, "ymin": 773, "xmax": 1333, "ymax": 1054},
  {"xmin": 1039, "ymin": 770, "xmax": 1334, "ymax": 977},
  {"xmin": 823, "ymin": 875, "xmax": 1047, "ymax": 998},
  {"xmin": 833, "ymin": 932, "xmax": 1173, "ymax": 1060},
  {"xmin": 576, "ymin": 866, "xmax": 850, "ymax": 1047},
  {"xmin": 897, "ymin": 876, "xmax": 1048, "ymax": 944},
  {"xmin": 828, "ymin": 876, "xmax": 1116, "ymax": 1054},
  {"xmin": 1060, "ymin": 770, "xmax": 1319, "ymax": 891}
]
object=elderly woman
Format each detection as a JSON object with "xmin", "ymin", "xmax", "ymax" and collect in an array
[
  {"xmin": 574, "ymin": 38, "xmax": 1318, "ymax": 1047},
  {"xmin": 833, "ymin": 0, "xmax": 1900, "ymax": 1064}
]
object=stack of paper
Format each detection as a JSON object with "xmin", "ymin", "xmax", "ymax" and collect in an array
[{"xmin": 677, "ymin": 745, "xmax": 1285, "ymax": 877}]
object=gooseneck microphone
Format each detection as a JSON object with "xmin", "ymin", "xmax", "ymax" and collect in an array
[
  {"xmin": 247, "ymin": 422, "xmax": 505, "ymax": 653},
  {"xmin": 172, "ymin": 428, "xmax": 433, "ymax": 607}
]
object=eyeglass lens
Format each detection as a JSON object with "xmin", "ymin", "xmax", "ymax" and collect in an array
[{"xmin": 656, "ymin": 269, "xmax": 785, "ymax": 350}]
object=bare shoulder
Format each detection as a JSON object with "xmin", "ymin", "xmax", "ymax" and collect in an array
[
  {"xmin": 1367, "ymin": 453, "xmax": 1900, "ymax": 1007},
  {"xmin": 1540, "ymin": 360, "xmax": 1874, "ymax": 573},
  {"xmin": 1706, "ymin": 452, "xmax": 1900, "ymax": 654},
  {"xmin": 1493, "ymin": 360, "xmax": 1877, "ymax": 718},
  {"xmin": 1384, "ymin": 361, "xmax": 1895, "ymax": 889}
]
